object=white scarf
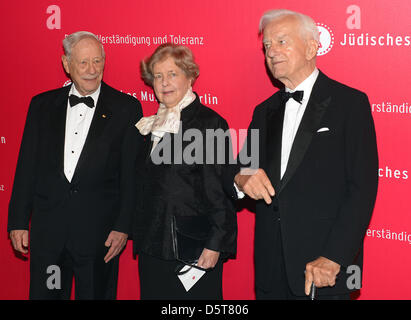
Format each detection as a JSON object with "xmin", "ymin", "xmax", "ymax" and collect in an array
[{"xmin": 136, "ymin": 88, "xmax": 196, "ymax": 140}]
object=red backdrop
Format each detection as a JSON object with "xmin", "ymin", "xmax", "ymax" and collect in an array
[{"xmin": 1, "ymin": 0, "xmax": 410, "ymax": 300}]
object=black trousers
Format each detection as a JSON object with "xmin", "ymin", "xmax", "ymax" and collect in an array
[
  {"xmin": 29, "ymin": 245, "xmax": 119, "ymax": 300},
  {"xmin": 138, "ymin": 253, "xmax": 223, "ymax": 300},
  {"xmin": 256, "ymin": 219, "xmax": 350, "ymax": 300}
]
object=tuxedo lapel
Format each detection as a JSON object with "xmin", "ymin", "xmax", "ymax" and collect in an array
[
  {"xmin": 278, "ymin": 72, "xmax": 331, "ymax": 194},
  {"xmin": 266, "ymin": 95, "xmax": 285, "ymax": 191},
  {"xmin": 50, "ymin": 85, "xmax": 71, "ymax": 182},
  {"xmin": 71, "ymin": 83, "xmax": 112, "ymax": 184}
]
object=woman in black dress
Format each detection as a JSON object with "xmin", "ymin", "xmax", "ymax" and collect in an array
[{"xmin": 133, "ymin": 43, "xmax": 237, "ymax": 300}]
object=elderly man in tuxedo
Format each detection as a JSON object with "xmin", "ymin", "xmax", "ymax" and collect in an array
[
  {"xmin": 230, "ymin": 9, "xmax": 378, "ymax": 299},
  {"xmin": 8, "ymin": 31, "xmax": 143, "ymax": 299}
]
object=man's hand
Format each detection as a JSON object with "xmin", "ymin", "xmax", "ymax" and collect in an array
[
  {"xmin": 104, "ymin": 231, "xmax": 128, "ymax": 263},
  {"xmin": 305, "ymin": 256, "xmax": 341, "ymax": 295},
  {"xmin": 10, "ymin": 230, "xmax": 29, "ymax": 255},
  {"xmin": 234, "ymin": 168, "xmax": 275, "ymax": 204},
  {"xmin": 197, "ymin": 248, "xmax": 220, "ymax": 269}
]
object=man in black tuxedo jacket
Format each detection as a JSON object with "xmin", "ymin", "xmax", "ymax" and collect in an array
[
  {"xmin": 8, "ymin": 31, "xmax": 143, "ymax": 299},
  {"xmin": 230, "ymin": 10, "xmax": 378, "ymax": 299}
]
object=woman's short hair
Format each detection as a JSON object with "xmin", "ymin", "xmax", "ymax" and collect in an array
[
  {"xmin": 140, "ymin": 43, "xmax": 200, "ymax": 86},
  {"xmin": 63, "ymin": 31, "xmax": 105, "ymax": 60},
  {"xmin": 259, "ymin": 9, "xmax": 319, "ymax": 42}
]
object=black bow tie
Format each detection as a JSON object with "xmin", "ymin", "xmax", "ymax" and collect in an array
[
  {"xmin": 279, "ymin": 90, "xmax": 304, "ymax": 104},
  {"xmin": 69, "ymin": 94, "xmax": 95, "ymax": 108}
]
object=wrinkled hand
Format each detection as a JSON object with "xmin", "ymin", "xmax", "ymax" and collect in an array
[
  {"xmin": 305, "ymin": 256, "xmax": 341, "ymax": 295},
  {"xmin": 235, "ymin": 168, "xmax": 275, "ymax": 204},
  {"xmin": 104, "ymin": 231, "xmax": 128, "ymax": 263},
  {"xmin": 197, "ymin": 248, "xmax": 220, "ymax": 269},
  {"xmin": 10, "ymin": 230, "xmax": 29, "ymax": 255}
]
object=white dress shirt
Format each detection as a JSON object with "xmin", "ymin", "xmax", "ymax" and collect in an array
[
  {"xmin": 280, "ymin": 68, "xmax": 319, "ymax": 178},
  {"xmin": 235, "ymin": 68, "xmax": 319, "ymax": 198},
  {"xmin": 64, "ymin": 85, "xmax": 100, "ymax": 182}
]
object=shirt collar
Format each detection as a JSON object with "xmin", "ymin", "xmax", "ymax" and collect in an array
[
  {"xmin": 69, "ymin": 83, "xmax": 101, "ymax": 106},
  {"xmin": 286, "ymin": 68, "xmax": 319, "ymax": 102}
]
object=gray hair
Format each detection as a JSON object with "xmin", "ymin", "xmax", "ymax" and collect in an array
[
  {"xmin": 63, "ymin": 31, "xmax": 105, "ymax": 60},
  {"xmin": 259, "ymin": 9, "xmax": 319, "ymax": 42}
]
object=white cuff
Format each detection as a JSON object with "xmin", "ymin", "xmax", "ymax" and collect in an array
[{"xmin": 234, "ymin": 182, "xmax": 245, "ymax": 199}]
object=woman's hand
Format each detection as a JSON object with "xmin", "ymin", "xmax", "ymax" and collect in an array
[{"xmin": 197, "ymin": 248, "xmax": 220, "ymax": 269}]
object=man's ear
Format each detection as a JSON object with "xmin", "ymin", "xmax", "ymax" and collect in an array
[
  {"xmin": 62, "ymin": 55, "xmax": 70, "ymax": 74},
  {"xmin": 306, "ymin": 39, "xmax": 319, "ymax": 60}
]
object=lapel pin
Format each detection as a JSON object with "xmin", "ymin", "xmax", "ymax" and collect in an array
[{"xmin": 102, "ymin": 114, "xmax": 107, "ymax": 118}]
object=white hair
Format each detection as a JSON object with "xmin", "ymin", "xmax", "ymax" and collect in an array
[
  {"xmin": 259, "ymin": 9, "xmax": 319, "ymax": 42},
  {"xmin": 63, "ymin": 31, "xmax": 105, "ymax": 60}
]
